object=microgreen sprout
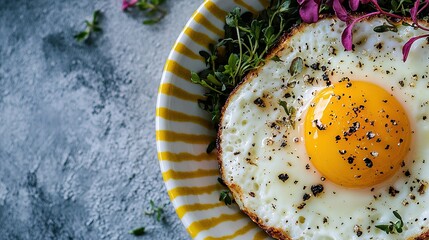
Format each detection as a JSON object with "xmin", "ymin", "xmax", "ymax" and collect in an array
[
  {"xmin": 375, "ymin": 210, "xmax": 404, "ymax": 234},
  {"xmin": 122, "ymin": 0, "xmax": 168, "ymax": 25},
  {"xmin": 145, "ymin": 200, "xmax": 166, "ymax": 222},
  {"xmin": 219, "ymin": 190, "xmax": 233, "ymax": 205},
  {"xmin": 129, "ymin": 226, "xmax": 146, "ymax": 236},
  {"xmin": 279, "ymin": 100, "xmax": 296, "ymax": 128},
  {"xmin": 74, "ymin": 10, "xmax": 102, "ymax": 42}
]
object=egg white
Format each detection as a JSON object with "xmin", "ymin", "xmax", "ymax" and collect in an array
[{"xmin": 219, "ymin": 17, "xmax": 429, "ymax": 239}]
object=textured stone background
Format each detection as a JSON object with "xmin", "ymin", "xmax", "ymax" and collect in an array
[{"xmin": 0, "ymin": 0, "xmax": 200, "ymax": 239}]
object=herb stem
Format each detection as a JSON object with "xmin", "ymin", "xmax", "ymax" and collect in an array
[{"xmin": 234, "ymin": 25, "xmax": 243, "ymax": 85}]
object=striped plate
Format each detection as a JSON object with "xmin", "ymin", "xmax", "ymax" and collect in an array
[{"xmin": 156, "ymin": 0, "xmax": 273, "ymax": 239}]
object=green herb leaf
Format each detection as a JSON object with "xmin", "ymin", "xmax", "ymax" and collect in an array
[
  {"xmin": 128, "ymin": 0, "xmax": 168, "ymax": 25},
  {"xmin": 271, "ymin": 55, "xmax": 283, "ymax": 62},
  {"xmin": 375, "ymin": 211, "xmax": 404, "ymax": 234},
  {"xmin": 217, "ymin": 177, "xmax": 227, "ymax": 186},
  {"xmin": 206, "ymin": 141, "xmax": 216, "ymax": 154},
  {"xmin": 145, "ymin": 200, "xmax": 166, "ymax": 222},
  {"xmin": 373, "ymin": 24, "xmax": 398, "ymax": 33},
  {"xmin": 74, "ymin": 31, "xmax": 90, "ymax": 42},
  {"xmin": 289, "ymin": 57, "xmax": 303, "ymax": 76},
  {"xmin": 279, "ymin": 100, "xmax": 296, "ymax": 128},
  {"xmin": 75, "ymin": 10, "xmax": 102, "ymax": 42},
  {"xmin": 219, "ymin": 190, "xmax": 233, "ymax": 205},
  {"xmin": 129, "ymin": 227, "xmax": 146, "ymax": 236}
]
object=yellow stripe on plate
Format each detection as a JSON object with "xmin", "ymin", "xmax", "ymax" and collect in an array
[
  {"xmin": 187, "ymin": 212, "xmax": 244, "ymax": 238},
  {"xmin": 234, "ymin": 0, "xmax": 259, "ymax": 14},
  {"xmin": 164, "ymin": 60, "xmax": 191, "ymax": 80},
  {"xmin": 168, "ymin": 184, "xmax": 220, "ymax": 200},
  {"xmin": 156, "ymin": 130, "xmax": 212, "ymax": 144},
  {"xmin": 156, "ymin": 107, "xmax": 212, "ymax": 129},
  {"xmin": 173, "ymin": 42, "xmax": 204, "ymax": 61},
  {"xmin": 158, "ymin": 83, "xmax": 202, "ymax": 102},
  {"xmin": 253, "ymin": 230, "xmax": 269, "ymax": 240},
  {"xmin": 158, "ymin": 151, "xmax": 216, "ymax": 162},
  {"xmin": 258, "ymin": 0, "xmax": 270, "ymax": 8},
  {"xmin": 184, "ymin": 27, "xmax": 215, "ymax": 47},
  {"xmin": 162, "ymin": 169, "xmax": 219, "ymax": 181},
  {"xmin": 192, "ymin": 12, "xmax": 224, "ymax": 37},
  {"xmin": 204, "ymin": 221, "xmax": 256, "ymax": 240},
  {"xmin": 176, "ymin": 202, "xmax": 224, "ymax": 219},
  {"xmin": 203, "ymin": 1, "xmax": 228, "ymax": 21}
]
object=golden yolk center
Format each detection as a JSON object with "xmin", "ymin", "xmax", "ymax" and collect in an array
[{"xmin": 304, "ymin": 80, "xmax": 411, "ymax": 188}]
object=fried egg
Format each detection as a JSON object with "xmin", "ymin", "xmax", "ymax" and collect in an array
[{"xmin": 218, "ymin": 16, "xmax": 429, "ymax": 239}]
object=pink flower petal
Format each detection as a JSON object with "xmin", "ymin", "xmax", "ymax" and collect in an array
[
  {"xmin": 410, "ymin": 0, "xmax": 420, "ymax": 23},
  {"xmin": 122, "ymin": 0, "xmax": 138, "ymax": 10},
  {"xmin": 418, "ymin": 0, "xmax": 429, "ymax": 15},
  {"xmin": 402, "ymin": 34, "xmax": 429, "ymax": 62},
  {"xmin": 341, "ymin": 23, "xmax": 354, "ymax": 51},
  {"xmin": 298, "ymin": 0, "xmax": 322, "ymax": 23},
  {"xmin": 349, "ymin": 0, "xmax": 360, "ymax": 11},
  {"xmin": 333, "ymin": 0, "xmax": 349, "ymax": 22},
  {"xmin": 341, "ymin": 12, "xmax": 379, "ymax": 51}
]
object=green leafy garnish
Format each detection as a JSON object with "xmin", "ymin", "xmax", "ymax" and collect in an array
[
  {"xmin": 375, "ymin": 210, "xmax": 404, "ymax": 234},
  {"xmin": 123, "ymin": 0, "xmax": 167, "ymax": 25},
  {"xmin": 74, "ymin": 10, "xmax": 102, "ymax": 42},
  {"xmin": 219, "ymin": 190, "xmax": 233, "ymax": 205},
  {"xmin": 145, "ymin": 200, "xmax": 166, "ymax": 222},
  {"xmin": 289, "ymin": 56, "xmax": 303, "ymax": 76},
  {"xmin": 271, "ymin": 55, "xmax": 283, "ymax": 62},
  {"xmin": 278, "ymin": 100, "xmax": 296, "ymax": 128},
  {"xmin": 373, "ymin": 23, "xmax": 398, "ymax": 33},
  {"xmin": 129, "ymin": 227, "xmax": 146, "ymax": 236},
  {"xmin": 191, "ymin": 0, "xmax": 300, "ymax": 135},
  {"xmin": 217, "ymin": 177, "xmax": 227, "ymax": 186}
]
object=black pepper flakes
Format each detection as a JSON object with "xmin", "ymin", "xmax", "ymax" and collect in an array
[
  {"xmin": 353, "ymin": 225, "xmax": 363, "ymax": 237},
  {"xmin": 253, "ymin": 97, "xmax": 266, "ymax": 108},
  {"xmin": 366, "ymin": 131, "xmax": 375, "ymax": 139},
  {"xmin": 278, "ymin": 173, "xmax": 289, "ymax": 182},
  {"xmin": 405, "ymin": 170, "xmax": 411, "ymax": 177},
  {"xmin": 314, "ymin": 119, "xmax": 326, "ymax": 130},
  {"xmin": 249, "ymin": 192, "xmax": 255, "ymax": 197},
  {"xmin": 418, "ymin": 181, "xmax": 427, "ymax": 195},
  {"xmin": 303, "ymin": 193, "xmax": 311, "ymax": 201},
  {"xmin": 364, "ymin": 158, "xmax": 373, "ymax": 168},
  {"xmin": 388, "ymin": 186, "xmax": 400, "ymax": 197},
  {"xmin": 311, "ymin": 62, "xmax": 320, "ymax": 70},
  {"xmin": 311, "ymin": 184, "xmax": 324, "ymax": 196}
]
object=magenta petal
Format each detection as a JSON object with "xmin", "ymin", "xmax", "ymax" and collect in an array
[
  {"xmin": 349, "ymin": 0, "xmax": 360, "ymax": 11},
  {"xmin": 402, "ymin": 34, "xmax": 429, "ymax": 62},
  {"xmin": 122, "ymin": 0, "xmax": 138, "ymax": 10},
  {"xmin": 299, "ymin": 0, "xmax": 321, "ymax": 23},
  {"xmin": 418, "ymin": 0, "xmax": 429, "ymax": 14},
  {"xmin": 410, "ymin": 0, "xmax": 420, "ymax": 23},
  {"xmin": 333, "ymin": 0, "xmax": 349, "ymax": 22},
  {"xmin": 340, "ymin": 12, "xmax": 379, "ymax": 51},
  {"xmin": 341, "ymin": 24, "xmax": 354, "ymax": 51}
]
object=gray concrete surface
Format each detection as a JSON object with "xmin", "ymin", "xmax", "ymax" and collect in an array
[{"xmin": 0, "ymin": 0, "xmax": 201, "ymax": 239}]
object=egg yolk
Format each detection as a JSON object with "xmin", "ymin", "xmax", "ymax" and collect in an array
[{"xmin": 304, "ymin": 79, "xmax": 411, "ymax": 188}]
